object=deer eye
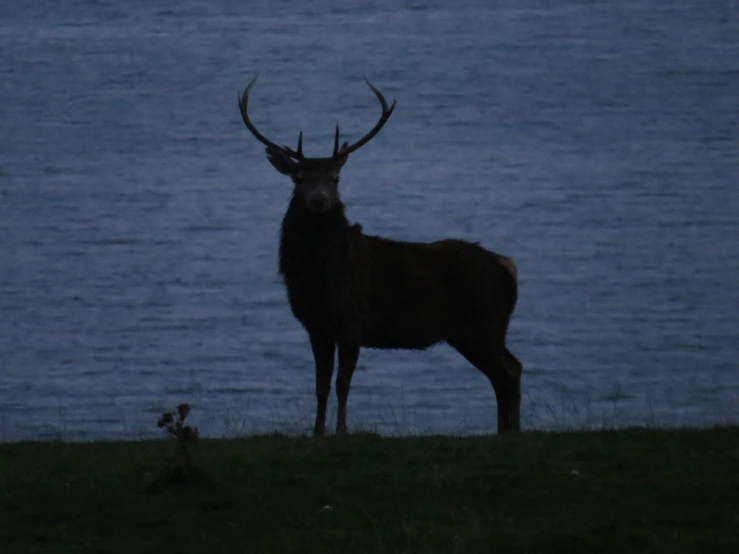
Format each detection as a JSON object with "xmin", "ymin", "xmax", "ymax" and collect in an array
[{"xmin": 332, "ymin": 177, "xmax": 340, "ymax": 185}]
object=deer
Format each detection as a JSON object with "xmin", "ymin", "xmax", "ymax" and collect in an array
[{"xmin": 238, "ymin": 75, "xmax": 523, "ymax": 436}]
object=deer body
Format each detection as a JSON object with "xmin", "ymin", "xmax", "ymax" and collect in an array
[{"xmin": 239, "ymin": 76, "xmax": 522, "ymax": 435}]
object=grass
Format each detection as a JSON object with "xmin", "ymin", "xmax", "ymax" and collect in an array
[{"xmin": 1, "ymin": 427, "xmax": 738, "ymax": 553}]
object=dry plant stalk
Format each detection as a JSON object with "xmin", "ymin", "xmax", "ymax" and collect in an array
[{"xmin": 149, "ymin": 403, "xmax": 211, "ymax": 491}]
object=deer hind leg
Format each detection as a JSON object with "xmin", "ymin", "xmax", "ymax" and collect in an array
[
  {"xmin": 501, "ymin": 346, "xmax": 522, "ymax": 430},
  {"xmin": 335, "ymin": 342, "xmax": 360, "ymax": 435},
  {"xmin": 449, "ymin": 335, "xmax": 522, "ymax": 433},
  {"xmin": 309, "ymin": 333, "xmax": 335, "ymax": 437}
]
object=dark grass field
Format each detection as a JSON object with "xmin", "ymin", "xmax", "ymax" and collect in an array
[{"xmin": 1, "ymin": 427, "xmax": 738, "ymax": 553}]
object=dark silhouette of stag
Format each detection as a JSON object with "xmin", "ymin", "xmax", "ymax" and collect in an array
[{"xmin": 238, "ymin": 76, "xmax": 522, "ymax": 435}]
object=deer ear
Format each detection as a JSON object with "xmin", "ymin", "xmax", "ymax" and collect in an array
[
  {"xmin": 266, "ymin": 147, "xmax": 296, "ymax": 177},
  {"xmin": 335, "ymin": 150, "xmax": 349, "ymax": 169}
]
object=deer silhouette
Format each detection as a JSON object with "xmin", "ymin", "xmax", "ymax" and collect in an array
[{"xmin": 238, "ymin": 76, "xmax": 522, "ymax": 435}]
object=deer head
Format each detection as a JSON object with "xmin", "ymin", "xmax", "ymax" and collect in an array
[{"xmin": 238, "ymin": 75, "xmax": 396, "ymax": 214}]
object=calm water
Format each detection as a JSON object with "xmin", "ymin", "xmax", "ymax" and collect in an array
[{"xmin": 1, "ymin": 0, "xmax": 738, "ymax": 440}]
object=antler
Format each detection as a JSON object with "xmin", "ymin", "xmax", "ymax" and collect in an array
[
  {"xmin": 238, "ymin": 74, "xmax": 303, "ymax": 160},
  {"xmin": 334, "ymin": 78, "xmax": 397, "ymax": 159}
]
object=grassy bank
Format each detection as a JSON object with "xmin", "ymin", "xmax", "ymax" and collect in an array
[{"xmin": 1, "ymin": 427, "xmax": 738, "ymax": 553}]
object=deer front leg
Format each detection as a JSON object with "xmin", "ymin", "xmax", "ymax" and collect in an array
[
  {"xmin": 335, "ymin": 342, "xmax": 359, "ymax": 435},
  {"xmin": 309, "ymin": 333, "xmax": 335, "ymax": 437}
]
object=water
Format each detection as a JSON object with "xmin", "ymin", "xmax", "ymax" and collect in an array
[{"xmin": 1, "ymin": 0, "xmax": 737, "ymax": 440}]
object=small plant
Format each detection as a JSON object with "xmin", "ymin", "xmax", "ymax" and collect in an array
[
  {"xmin": 158, "ymin": 403, "xmax": 200, "ymax": 442},
  {"xmin": 148, "ymin": 403, "xmax": 211, "ymax": 492}
]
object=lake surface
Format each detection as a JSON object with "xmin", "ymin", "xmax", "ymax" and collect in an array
[{"xmin": 1, "ymin": 0, "xmax": 737, "ymax": 440}]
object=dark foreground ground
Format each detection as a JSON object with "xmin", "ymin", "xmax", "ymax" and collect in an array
[{"xmin": 1, "ymin": 427, "xmax": 738, "ymax": 553}]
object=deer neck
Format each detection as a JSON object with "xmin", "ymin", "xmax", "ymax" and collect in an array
[{"xmin": 279, "ymin": 198, "xmax": 351, "ymax": 278}]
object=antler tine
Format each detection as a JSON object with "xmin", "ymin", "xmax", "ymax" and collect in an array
[
  {"xmin": 332, "ymin": 123, "xmax": 340, "ymax": 159},
  {"xmin": 337, "ymin": 78, "xmax": 397, "ymax": 157},
  {"xmin": 238, "ymin": 74, "xmax": 303, "ymax": 159},
  {"xmin": 282, "ymin": 131, "xmax": 303, "ymax": 158}
]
